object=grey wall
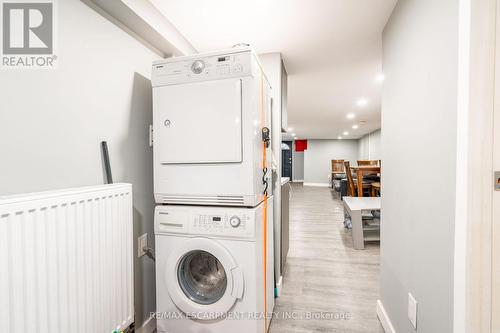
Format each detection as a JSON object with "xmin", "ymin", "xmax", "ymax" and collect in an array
[
  {"xmin": 380, "ymin": 0, "xmax": 458, "ymax": 332},
  {"xmin": 303, "ymin": 139, "xmax": 358, "ymax": 184},
  {"xmin": 292, "ymin": 141, "xmax": 304, "ymax": 181},
  {"xmin": 358, "ymin": 129, "xmax": 382, "ymax": 160},
  {"xmin": 0, "ymin": 0, "xmax": 159, "ymax": 327}
]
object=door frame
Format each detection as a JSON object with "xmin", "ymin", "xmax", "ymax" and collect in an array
[
  {"xmin": 282, "ymin": 140, "xmax": 293, "ymax": 180},
  {"xmin": 455, "ymin": 0, "xmax": 496, "ymax": 332}
]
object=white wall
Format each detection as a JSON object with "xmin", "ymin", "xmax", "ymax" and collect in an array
[
  {"xmin": 358, "ymin": 129, "xmax": 382, "ymax": 160},
  {"xmin": 380, "ymin": 0, "xmax": 458, "ymax": 332},
  {"xmin": 0, "ymin": 0, "xmax": 159, "ymax": 328},
  {"xmin": 303, "ymin": 139, "xmax": 358, "ymax": 185},
  {"xmin": 292, "ymin": 141, "xmax": 304, "ymax": 181}
]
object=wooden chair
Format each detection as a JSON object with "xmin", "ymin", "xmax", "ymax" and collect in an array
[
  {"xmin": 344, "ymin": 161, "xmax": 371, "ymax": 197},
  {"xmin": 358, "ymin": 160, "xmax": 381, "ymax": 179},
  {"xmin": 332, "ymin": 160, "xmax": 345, "ymax": 174},
  {"xmin": 357, "ymin": 160, "xmax": 380, "ymax": 166},
  {"xmin": 371, "ymin": 182, "xmax": 381, "ymax": 197},
  {"xmin": 331, "ymin": 160, "xmax": 345, "ymax": 188}
]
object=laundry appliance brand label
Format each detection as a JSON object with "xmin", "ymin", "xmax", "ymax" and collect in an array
[{"xmin": 1, "ymin": 0, "xmax": 57, "ymax": 68}]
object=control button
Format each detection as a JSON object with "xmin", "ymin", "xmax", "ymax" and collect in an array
[
  {"xmin": 217, "ymin": 67, "xmax": 230, "ymax": 75},
  {"xmin": 233, "ymin": 64, "xmax": 243, "ymax": 73},
  {"xmin": 229, "ymin": 216, "xmax": 241, "ymax": 228},
  {"xmin": 191, "ymin": 60, "xmax": 205, "ymax": 74}
]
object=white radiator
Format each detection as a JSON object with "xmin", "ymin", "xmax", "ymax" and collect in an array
[{"xmin": 0, "ymin": 184, "xmax": 134, "ymax": 333}]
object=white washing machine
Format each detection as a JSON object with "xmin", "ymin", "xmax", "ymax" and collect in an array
[
  {"xmin": 151, "ymin": 47, "xmax": 272, "ymax": 207},
  {"xmin": 154, "ymin": 197, "xmax": 274, "ymax": 333}
]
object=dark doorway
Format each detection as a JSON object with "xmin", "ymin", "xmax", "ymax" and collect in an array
[{"xmin": 282, "ymin": 141, "xmax": 293, "ymax": 179}]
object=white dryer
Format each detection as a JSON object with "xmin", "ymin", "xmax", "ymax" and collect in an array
[
  {"xmin": 152, "ymin": 47, "xmax": 272, "ymax": 207},
  {"xmin": 154, "ymin": 197, "xmax": 274, "ymax": 333}
]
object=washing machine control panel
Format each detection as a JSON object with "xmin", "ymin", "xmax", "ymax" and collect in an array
[
  {"xmin": 154, "ymin": 206, "xmax": 258, "ymax": 239},
  {"xmin": 192, "ymin": 214, "xmax": 253, "ymax": 238}
]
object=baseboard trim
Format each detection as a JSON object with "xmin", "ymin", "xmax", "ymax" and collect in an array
[
  {"xmin": 377, "ymin": 300, "xmax": 396, "ymax": 333},
  {"xmin": 292, "ymin": 179, "xmax": 304, "ymax": 183},
  {"xmin": 303, "ymin": 182, "xmax": 329, "ymax": 187},
  {"xmin": 136, "ymin": 316, "xmax": 156, "ymax": 333}
]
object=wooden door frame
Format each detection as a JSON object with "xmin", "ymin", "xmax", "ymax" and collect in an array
[{"xmin": 455, "ymin": 0, "xmax": 496, "ymax": 332}]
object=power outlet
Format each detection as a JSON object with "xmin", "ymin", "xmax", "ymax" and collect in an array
[
  {"xmin": 408, "ymin": 293, "xmax": 418, "ymax": 329},
  {"xmin": 138, "ymin": 233, "xmax": 148, "ymax": 258},
  {"xmin": 149, "ymin": 125, "xmax": 154, "ymax": 147}
]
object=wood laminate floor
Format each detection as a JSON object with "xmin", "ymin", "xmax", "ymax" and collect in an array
[{"xmin": 269, "ymin": 183, "xmax": 383, "ymax": 333}]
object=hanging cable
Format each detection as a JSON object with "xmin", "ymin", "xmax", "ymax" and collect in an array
[{"xmin": 260, "ymin": 70, "xmax": 270, "ymax": 332}]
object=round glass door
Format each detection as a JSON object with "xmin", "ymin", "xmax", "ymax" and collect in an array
[
  {"xmin": 165, "ymin": 237, "xmax": 244, "ymax": 317},
  {"xmin": 177, "ymin": 250, "xmax": 227, "ymax": 305}
]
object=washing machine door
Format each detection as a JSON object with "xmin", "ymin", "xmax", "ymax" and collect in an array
[{"xmin": 165, "ymin": 237, "xmax": 244, "ymax": 319}]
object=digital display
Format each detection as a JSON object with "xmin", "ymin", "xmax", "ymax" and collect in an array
[
  {"xmin": 218, "ymin": 56, "xmax": 229, "ymax": 62},
  {"xmin": 212, "ymin": 217, "xmax": 221, "ymax": 222}
]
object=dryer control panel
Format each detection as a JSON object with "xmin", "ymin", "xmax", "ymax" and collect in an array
[{"xmin": 152, "ymin": 50, "xmax": 253, "ymax": 87}]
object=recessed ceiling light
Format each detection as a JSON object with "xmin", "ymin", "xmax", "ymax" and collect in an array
[
  {"xmin": 292, "ymin": 133, "xmax": 296, "ymax": 136},
  {"xmin": 357, "ymin": 99, "xmax": 368, "ymax": 107},
  {"xmin": 338, "ymin": 136, "xmax": 342, "ymax": 140},
  {"xmin": 346, "ymin": 113, "xmax": 356, "ymax": 120},
  {"xmin": 288, "ymin": 127, "xmax": 293, "ymax": 132},
  {"xmin": 376, "ymin": 74, "xmax": 386, "ymax": 83},
  {"xmin": 343, "ymin": 131, "xmax": 349, "ymax": 136},
  {"xmin": 352, "ymin": 124, "xmax": 359, "ymax": 129}
]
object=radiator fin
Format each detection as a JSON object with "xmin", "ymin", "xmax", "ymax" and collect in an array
[{"xmin": 0, "ymin": 184, "xmax": 134, "ymax": 333}]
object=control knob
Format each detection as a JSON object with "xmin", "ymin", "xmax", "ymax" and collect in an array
[
  {"xmin": 229, "ymin": 216, "xmax": 241, "ymax": 228},
  {"xmin": 191, "ymin": 60, "xmax": 205, "ymax": 74}
]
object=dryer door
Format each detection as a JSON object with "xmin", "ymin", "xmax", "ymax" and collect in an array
[
  {"xmin": 165, "ymin": 238, "xmax": 244, "ymax": 319},
  {"xmin": 153, "ymin": 78, "xmax": 243, "ymax": 165}
]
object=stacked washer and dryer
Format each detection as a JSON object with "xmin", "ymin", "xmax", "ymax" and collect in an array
[{"xmin": 152, "ymin": 47, "xmax": 275, "ymax": 333}]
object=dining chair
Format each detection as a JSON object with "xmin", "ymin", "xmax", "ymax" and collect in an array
[
  {"xmin": 357, "ymin": 160, "xmax": 380, "ymax": 166},
  {"xmin": 357, "ymin": 159, "xmax": 381, "ymax": 181},
  {"xmin": 331, "ymin": 160, "xmax": 345, "ymax": 188},
  {"xmin": 371, "ymin": 182, "xmax": 381, "ymax": 197},
  {"xmin": 331, "ymin": 160, "xmax": 345, "ymax": 174},
  {"xmin": 344, "ymin": 161, "xmax": 371, "ymax": 197}
]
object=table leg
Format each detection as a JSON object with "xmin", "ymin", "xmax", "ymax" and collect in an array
[
  {"xmin": 357, "ymin": 170, "xmax": 363, "ymax": 197},
  {"xmin": 351, "ymin": 210, "xmax": 364, "ymax": 250}
]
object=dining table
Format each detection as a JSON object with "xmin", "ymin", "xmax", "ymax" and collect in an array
[{"xmin": 350, "ymin": 165, "xmax": 381, "ymax": 197}]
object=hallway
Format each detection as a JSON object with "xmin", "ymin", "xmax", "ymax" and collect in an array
[{"xmin": 270, "ymin": 184, "xmax": 383, "ymax": 333}]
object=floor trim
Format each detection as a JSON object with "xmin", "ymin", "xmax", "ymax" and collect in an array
[
  {"xmin": 292, "ymin": 179, "xmax": 304, "ymax": 183},
  {"xmin": 303, "ymin": 182, "xmax": 329, "ymax": 187},
  {"xmin": 377, "ymin": 300, "xmax": 396, "ymax": 333},
  {"xmin": 136, "ymin": 316, "xmax": 156, "ymax": 333}
]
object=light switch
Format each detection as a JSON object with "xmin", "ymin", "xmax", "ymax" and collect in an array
[{"xmin": 408, "ymin": 293, "xmax": 418, "ymax": 329}]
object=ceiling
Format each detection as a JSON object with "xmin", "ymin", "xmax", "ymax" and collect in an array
[{"xmin": 149, "ymin": 0, "xmax": 397, "ymax": 139}]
